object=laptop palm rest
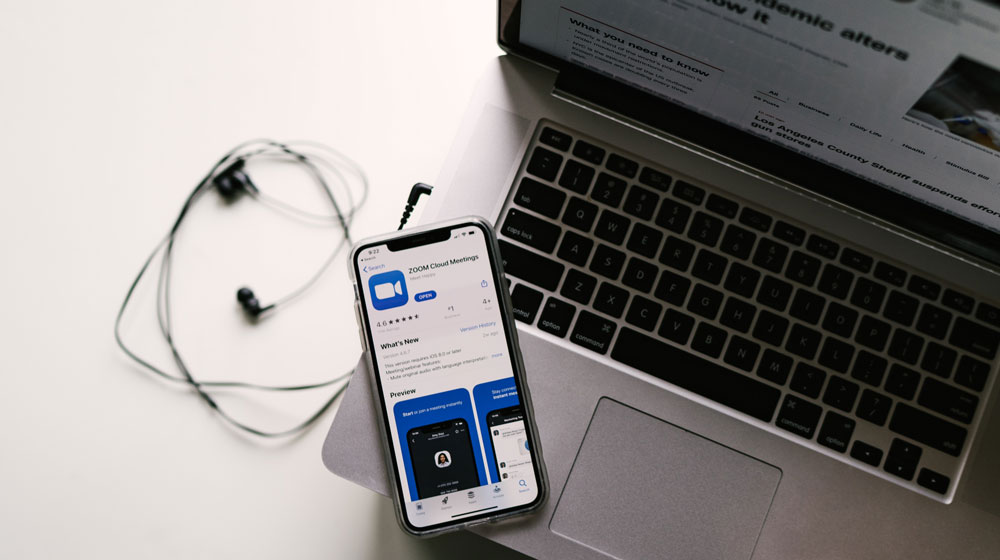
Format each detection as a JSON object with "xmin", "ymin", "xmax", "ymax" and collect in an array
[{"xmin": 550, "ymin": 398, "xmax": 781, "ymax": 560}]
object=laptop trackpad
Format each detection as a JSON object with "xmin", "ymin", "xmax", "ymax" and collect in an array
[{"xmin": 550, "ymin": 399, "xmax": 781, "ymax": 560}]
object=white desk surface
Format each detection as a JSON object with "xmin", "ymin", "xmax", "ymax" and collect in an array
[{"xmin": 0, "ymin": 1, "xmax": 526, "ymax": 557}]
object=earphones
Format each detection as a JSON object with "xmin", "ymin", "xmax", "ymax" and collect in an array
[{"xmin": 114, "ymin": 139, "xmax": 369, "ymax": 438}]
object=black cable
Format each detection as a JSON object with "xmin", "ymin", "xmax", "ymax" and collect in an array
[
  {"xmin": 115, "ymin": 140, "xmax": 368, "ymax": 438},
  {"xmin": 398, "ymin": 182, "xmax": 434, "ymax": 230}
]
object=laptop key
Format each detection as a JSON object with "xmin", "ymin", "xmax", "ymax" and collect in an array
[
  {"xmin": 659, "ymin": 236, "xmax": 695, "ymax": 271},
  {"xmin": 526, "ymin": 146, "xmax": 562, "ymax": 181},
  {"xmin": 757, "ymin": 276, "xmax": 793, "ymax": 312},
  {"xmin": 594, "ymin": 209, "xmax": 631, "ymax": 245},
  {"xmin": 739, "ymin": 206, "xmax": 772, "ymax": 232},
  {"xmin": 855, "ymin": 316, "xmax": 891, "ymax": 352},
  {"xmin": 723, "ymin": 262, "xmax": 760, "ymax": 299},
  {"xmin": 673, "ymin": 181, "xmax": 705, "ymax": 204},
  {"xmin": 822, "ymin": 302, "xmax": 858, "ymax": 338},
  {"xmin": 510, "ymin": 284, "xmax": 544, "ymax": 324},
  {"xmin": 790, "ymin": 289, "xmax": 826, "ymax": 325},
  {"xmin": 949, "ymin": 317, "xmax": 1000, "ymax": 360},
  {"xmin": 915, "ymin": 304, "xmax": 952, "ymax": 340},
  {"xmin": 706, "ymin": 193, "xmax": 738, "ymax": 219},
  {"xmin": 724, "ymin": 336, "xmax": 760, "ymax": 372},
  {"xmin": 558, "ymin": 160, "xmax": 595, "ymax": 194},
  {"xmin": 918, "ymin": 378, "xmax": 978, "ymax": 424},
  {"xmin": 658, "ymin": 309, "xmax": 695, "ymax": 345},
  {"xmin": 653, "ymin": 270, "xmax": 691, "ymax": 306},
  {"xmin": 806, "ymin": 234, "xmax": 839, "ymax": 259},
  {"xmin": 785, "ymin": 251, "xmax": 821, "ymax": 286},
  {"xmin": 888, "ymin": 329, "xmax": 924, "ymax": 365},
  {"xmin": 753, "ymin": 238, "xmax": 789, "ymax": 274},
  {"xmin": 907, "ymin": 274, "xmax": 941, "ymax": 301},
  {"xmin": 719, "ymin": 224, "xmax": 756, "ymax": 260},
  {"xmin": 823, "ymin": 376, "xmax": 859, "ymax": 412},
  {"xmin": 757, "ymin": 349, "xmax": 793, "ymax": 385},
  {"xmin": 688, "ymin": 284, "xmax": 724, "ymax": 320},
  {"xmin": 638, "ymin": 167, "xmax": 672, "ymax": 192},
  {"xmin": 626, "ymin": 222, "xmax": 663, "ymax": 258},
  {"xmin": 773, "ymin": 221, "xmax": 805, "ymax": 245},
  {"xmin": 720, "ymin": 297, "xmax": 756, "ymax": 333},
  {"xmin": 573, "ymin": 139, "xmax": 605, "ymax": 165},
  {"xmin": 612, "ymin": 327, "xmax": 780, "ymax": 422},
  {"xmin": 884, "ymin": 290, "xmax": 919, "ymax": 326},
  {"xmin": 856, "ymin": 389, "xmax": 891, "ymax": 426},
  {"xmin": 851, "ymin": 440, "xmax": 883, "ymax": 467},
  {"xmin": 622, "ymin": 257, "xmax": 657, "ymax": 293},
  {"xmin": 655, "ymin": 198, "xmax": 692, "ymax": 233},
  {"xmin": 840, "ymin": 247, "xmax": 873, "ymax": 273},
  {"xmin": 622, "ymin": 185, "xmax": 659, "ymax": 221},
  {"xmin": 687, "ymin": 211, "xmax": 724, "ymax": 247},
  {"xmin": 890, "ymin": 404, "xmax": 967, "ymax": 457},
  {"xmin": 790, "ymin": 363, "xmax": 826, "ymax": 398},
  {"xmin": 589, "ymin": 244, "xmax": 626, "ymax": 280},
  {"xmin": 818, "ymin": 411, "xmax": 855, "ymax": 453},
  {"xmin": 592, "ymin": 172, "xmax": 628, "ymax": 207},
  {"xmin": 817, "ymin": 264, "xmax": 854, "ymax": 300},
  {"xmin": 874, "ymin": 262, "xmax": 907, "ymax": 287},
  {"xmin": 537, "ymin": 297, "xmax": 575, "ymax": 338},
  {"xmin": 570, "ymin": 310, "xmax": 616, "ymax": 354},
  {"xmin": 851, "ymin": 350, "xmax": 887, "ymax": 387},
  {"xmin": 920, "ymin": 342, "xmax": 956, "ymax": 378},
  {"xmin": 786, "ymin": 324, "xmax": 822, "ymax": 360},
  {"xmin": 513, "ymin": 177, "xmax": 566, "ymax": 219},
  {"xmin": 818, "ymin": 337, "xmax": 854, "ymax": 374},
  {"xmin": 594, "ymin": 282, "xmax": 629, "ymax": 319},
  {"xmin": 885, "ymin": 364, "xmax": 920, "ymax": 400},
  {"xmin": 499, "ymin": 240, "xmax": 565, "ymax": 292},
  {"xmin": 942, "ymin": 289, "xmax": 974, "ymax": 314},
  {"xmin": 539, "ymin": 127, "xmax": 572, "ymax": 151},
  {"xmin": 691, "ymin": 322, "xmax": 728, "ymax": 358},
  {"xmin": 560, "ymin": 269, "xmax": 597, "ymax": 305},
  {"xmin": 884, "ymin": 438, "xmax": 922, "ymax": 480},
  {"xmin": 851, "ymin": 277, "xmax": 886, "ymax": 313},
  {"xmin": 691, "ymin": 249, "xmax": 728, "ymax": 285},
  {"xmin": 625, "ymin": 296, "xmax": 662, "ymax": 332},
  {"xmin": 606, "ymin": 153, "xmax": 638, "ymax": 178},
  {"xmin": 917, "ymin": 469, "xmax": 950, "ymax": 495},
  {"xmin": 776, "ymin": 394, "xmax": 822, "ymax": 439},
  {"xmin": 955, "ymin": 355, "xmax": 989, "ymax": 392},
  {"xmin": 562, "ymin": 196, "xmax": 599, "ymax": 232},
  {"xmin": 557, "ymin": 230, "xmax": 594, "ymax": 267},
  {"xmin": 977, "ymin": 302, "xmax": 1000, "ymax": 328},
  {"xmin": 502, "ymin": 208, "xmax": 561, "ymax": 253},
  {"xmin": 753, "ymin": 311, "xmax": 789, "ymax": 347}
]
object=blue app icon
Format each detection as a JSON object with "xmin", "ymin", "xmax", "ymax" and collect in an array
[{"xmin": 369, "ymin": 270, "xmax": 408, "ymax": 310}]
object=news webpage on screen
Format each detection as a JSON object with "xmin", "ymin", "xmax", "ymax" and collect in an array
[{"xmin": 520, "ymin": 0, "xmax": 1000, "ymax": 233}]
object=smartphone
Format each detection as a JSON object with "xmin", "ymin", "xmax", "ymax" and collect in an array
[{"xmin": 350, "ymin": 216, "xmax": 547, "ymax": 536}]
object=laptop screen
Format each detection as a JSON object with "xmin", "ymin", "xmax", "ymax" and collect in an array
[{"xmin": 500, "ymin": 0, "xmax": 1000, "ymax": 264}]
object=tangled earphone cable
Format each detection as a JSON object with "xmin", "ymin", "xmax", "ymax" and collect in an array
[{"xmin": 114, "ymin": 139, "xmax": 368, "ymax": 438}]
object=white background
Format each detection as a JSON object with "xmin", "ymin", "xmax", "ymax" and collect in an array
[{"xmin": 0, "ymin": 1, "xmax": 528, "ymax": 558}]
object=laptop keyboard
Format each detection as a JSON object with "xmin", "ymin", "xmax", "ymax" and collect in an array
[{"xmin": 498, "ymin": 120, "xmax": 1000, "ymax": 501}]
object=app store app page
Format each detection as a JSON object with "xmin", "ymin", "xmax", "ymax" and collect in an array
[{"xmin": 357, "ymin": 226, "xmax": 539, "ymax": 528}]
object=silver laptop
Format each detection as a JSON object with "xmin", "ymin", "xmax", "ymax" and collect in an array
[{"xmin": 324, "ymin": 0, "xmax": 1000, "ymax": 557}]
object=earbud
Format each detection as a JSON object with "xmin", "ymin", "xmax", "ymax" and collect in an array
[
  {"xmin": 213, "ymin": 159, "xmax": 257, "ymax": 200},
  {"xmin": 236, "ymin": 286, "xmax": 263, "ymax": 317}
]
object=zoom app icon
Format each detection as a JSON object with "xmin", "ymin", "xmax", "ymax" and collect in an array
[{"xmin": 369, "ymin": 270, "xmax": 408, "ymax": 310}]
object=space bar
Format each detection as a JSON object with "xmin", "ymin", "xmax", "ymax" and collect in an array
[{"xmin": 610, "ymin": 328, "xmax": 781, "ymax": 422}]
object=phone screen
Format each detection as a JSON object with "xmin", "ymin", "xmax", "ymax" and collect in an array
[{"xmin": 354, "ymin": 221, "xmax": 542, "ymax": 531}]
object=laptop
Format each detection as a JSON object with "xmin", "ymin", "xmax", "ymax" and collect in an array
[{"xmin": 324, "ymin": 0, "xmax": 1000, "ymax": 557}]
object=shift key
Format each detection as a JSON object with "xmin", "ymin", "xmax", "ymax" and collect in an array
[
  {"xmin": 889, "ymin": 403, "xmax": 967, "ymax": 457},
  {"xmin": 499, "ymin": 240, "xmax": 565, "ymax": 292},
  {"xmin": 501, "ymin": 208, "xmax": 562, "ymax": 253}
]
